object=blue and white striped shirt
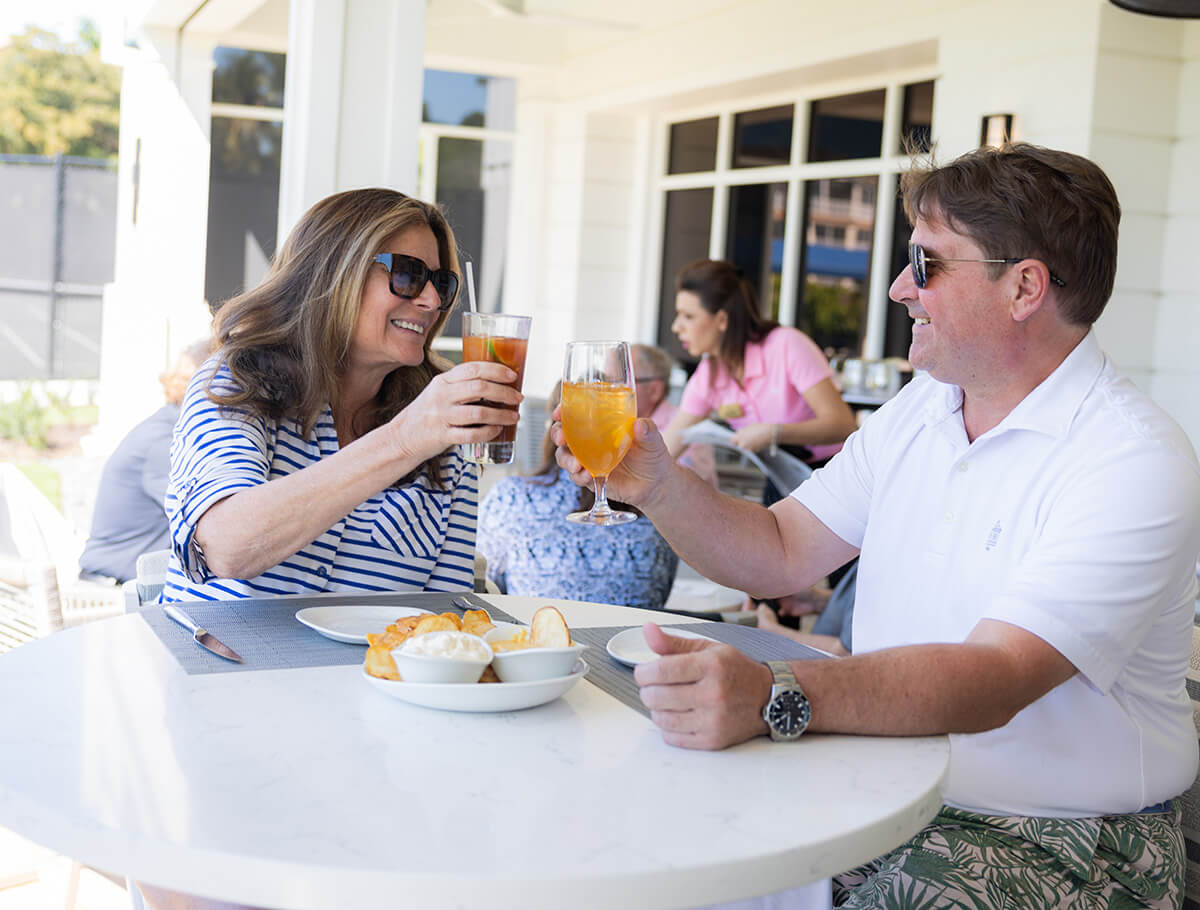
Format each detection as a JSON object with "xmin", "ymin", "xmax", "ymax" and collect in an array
[{"xmin": 162, "ymin": 361, "xmax": 478, "ymax": 601}]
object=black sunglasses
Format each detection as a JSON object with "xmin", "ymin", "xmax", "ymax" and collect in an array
[
  {"xmin": 908, "ymin": 243, "xmax": 1066, "ymax": 291},
  {"xmin": 373, "ymin": 253, "xmax": 459, "ymax": 311}
]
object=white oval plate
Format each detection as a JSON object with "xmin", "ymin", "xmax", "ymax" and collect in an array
[
  {"xmin": 295, "ymin": 605, "xmax": 433, "ymax": 645},
  {"xmin": 362, "ymin": 660, "xmax": 588, "ymax": 712},
  {"xmin": 605, "ymin": 627, "xmax": 717, "ymax": 667},
  {"xmin": 664, "ymin": 578, "xmax": 746, "ymax": 614}
]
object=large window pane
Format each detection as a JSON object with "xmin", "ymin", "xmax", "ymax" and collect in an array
[
  {"xmin": 212, "ymin": 48, "xmax": 286, "ymax": 107},
  {"xmin": 206, "ymin": 118, "xmax": 282, "ymax": 309},
  {"xmin": 796, "ymin": 176, "xmax": 877, "ymax": 358},
  {"xmin": 732, "ymin": 105, "xmax": 792, "ymax": 169},
  {"xmin": 657, "ymin": 188, "xmax": 713, "ymax": 361},
  {"xmin": 436, "ymin": 136, "xmax": 513, "ymax": 333},
  {"xmin": 807, "ymin": 89, "xmax": 885, "ymax": 162},
  {"xmin": 883, "ymin": 202, "xmax": 914, "ymax": 359},
  {"xmin": 725, "ymin": 182, "xmax": 787, "ymax": 321},
  {"xmin": 423, "ymin": 69, "xmax": 515, "ymax": 130},
  {"xmin": 667, "ymin": 117, "xmax": 718, "ymax": 174},
  {"xmin": 900, "ymin": 81, "xmax": 934, "ymax": 154}
]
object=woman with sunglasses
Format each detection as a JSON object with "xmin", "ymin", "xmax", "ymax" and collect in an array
[
  {"xmin": 158, "ymin": 188, "xmax": 519, "ymax": 602},
  {"xmin": 662, "ymin": 258, "xmax": 859, "ymax": 505}
]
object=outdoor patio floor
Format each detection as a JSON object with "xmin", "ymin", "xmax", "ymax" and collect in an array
[{"xmin": 0, "ymin": 825, "xmax": 128, "ymax": 910}]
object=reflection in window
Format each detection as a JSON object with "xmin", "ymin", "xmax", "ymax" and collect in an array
[
  {"xmin": 205, "ymin": 118, "xmax": 282, "ymax": 308},
  {"xmin": 797, "ymin": 176, "xmax": 878, "ymax": 357},
  {"xmin": 732, "ymin": 105, "xmax": 793, "ymax": 169},
  {"xmin": 725, "ymin": 183, "xmax": 787, "ymax": 321},
  {"xmin": 668, "ymin": 117, "xmax": 719, "ymax": 174},
  {"xmin": 900, "ymin": 81, "xmax": 934, "ymax": 153},
  {"xmin": 807, "ymin": 90, "xmax": 885, "ymax": 162},
  {"xmin": 212, "ymin": 48, "xmax": 286, "ymax": 107},
  {"xmin": 658, "ymin": 188, "xmax": 713, "ymax": 361},
  {"xmin": 436, "ymin": 137, "xmax": 512, "ymax": 331},
  {"xmin": 423, "ymin": 69, "xmax": 515, "ymax": 130}
]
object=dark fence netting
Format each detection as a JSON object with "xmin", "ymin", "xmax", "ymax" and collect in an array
[{"xmin": 0, "ymin": 155, "xmax": 117, "ymax": 380}]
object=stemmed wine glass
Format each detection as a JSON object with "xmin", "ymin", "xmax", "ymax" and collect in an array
[{"xmin": 560, "ymin": 341, "xmax": 637, "ymax": 526}]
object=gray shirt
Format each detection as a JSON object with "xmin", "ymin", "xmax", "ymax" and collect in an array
[{"xmin": 79, "ymin": 404, "xmax": 178, "ymax": 583}]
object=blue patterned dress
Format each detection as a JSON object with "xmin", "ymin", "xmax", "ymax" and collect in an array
[{"xmin": 476, "ymin": 469, "xmax": 678, "ymax": 611}]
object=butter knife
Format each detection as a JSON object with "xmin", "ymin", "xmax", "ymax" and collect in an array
[{"xmin": 163, "ymin": 604, "xmax": 243, "ymax": 663}]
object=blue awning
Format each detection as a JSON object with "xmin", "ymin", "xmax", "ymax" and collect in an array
[{"xmin": 771, "ymin": 240, "xmax": 870, "ymax": 280}]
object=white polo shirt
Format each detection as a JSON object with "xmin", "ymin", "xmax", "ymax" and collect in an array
[{"xmin": 794, "ymin": 331, "xmax": 1200, "ymax": 818}]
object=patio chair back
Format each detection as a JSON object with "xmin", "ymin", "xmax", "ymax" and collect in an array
[
  {"xmin": 134, "ymin": 549, "xmax": 170, "ymax": 605},
  {"xmin": 515, "ymin": 395, "xmax": 548, "ymax": 474},
  {"xmin": 681, "ymin": 419, "xmax": 813, "ymax": 497}
]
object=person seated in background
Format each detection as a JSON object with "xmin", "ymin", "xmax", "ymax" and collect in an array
[
  {"xmin": 660, "ymin": 258, "xmax": 858, "ymax": 506},
  {"xmin": 161, "ymin": 188, "xmax": 520, "ymax": 602},
  {"xmin": 78, "ymin": 338, "xmax": 212, "ymax": 584},
  {"xmin": 746, "ymin": 562, "xmax": 856, "ymax": 657},
  {"xmin": 631, "ymin": 343, "xmax": 718, "ymax": 488},
  {"xmin": 476, "ymin": 382, "xmax": 678, "ymax": 611}
]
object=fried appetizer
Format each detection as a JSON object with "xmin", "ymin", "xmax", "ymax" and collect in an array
[
  {"xmin": 364, "ymin": 644, "xmax": 401, "ymax": 681},
  {"xmin": 411, "ymin": 613, "xmax": 461, "ymax": 637},
  {"xmin": 461, "ymin": 609, "xmax": 495, "ymax": 638}
]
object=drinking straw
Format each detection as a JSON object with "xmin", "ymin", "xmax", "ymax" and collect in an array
[{"xmin": 465, "ymin": 261, "xmax": 478, "ymax": 313}]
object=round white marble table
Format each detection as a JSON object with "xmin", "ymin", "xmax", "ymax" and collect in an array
[{"xmin": 0, "ymin": 594, "xmax": 948, "ymax": 909}]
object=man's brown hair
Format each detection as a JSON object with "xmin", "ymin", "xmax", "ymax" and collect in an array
[{"xmin": 900, "ymin": 143, "xmax": 1120, "ymax": 325}]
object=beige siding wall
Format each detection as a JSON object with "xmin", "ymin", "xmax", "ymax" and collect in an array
[{"xmin": 1091, "ymin": 8, "xmax": 1199, "ymax": 448}]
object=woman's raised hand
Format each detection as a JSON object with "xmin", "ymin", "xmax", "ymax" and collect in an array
[
  {"xmin": 551, "ymin": 407, "xmax": 675, "ymax": 509},
  {"xmin": 389, "ymin": 361, "xmax": 521, "ymax": 463}
]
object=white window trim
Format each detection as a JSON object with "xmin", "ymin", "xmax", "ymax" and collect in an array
[
  {"xmin": 647, "ymin": 66, "xmax": 938, "ymax": 360},
  {"xmin": 418, "ymin": 121, "xmax": 516, "ymax": 355},
  {"xmin": 417, "ymin": 123, "xmax": 516, "ymax": 203},
  {"xmin": 210, "ymin": 102, "xmax": 284, "ymax": 123}
]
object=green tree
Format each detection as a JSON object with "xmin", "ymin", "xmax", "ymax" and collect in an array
[{"xmin": 0, "ymin": 23, "xmax": 121, "ymax": 159}]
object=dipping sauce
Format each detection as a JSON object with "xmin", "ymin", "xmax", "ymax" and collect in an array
[{"xmin": 398, "ymin": 630, "xmax": 491, "ymax": 661}]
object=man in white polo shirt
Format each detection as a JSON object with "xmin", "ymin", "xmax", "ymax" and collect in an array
[{"xmin": 554, "ymin": 143, "xmax": 1200, "ymax": 907}]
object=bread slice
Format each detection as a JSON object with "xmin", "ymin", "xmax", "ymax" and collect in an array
[{"xmin": 530, "ymin": 605, "xmax": 571, "ymax": 648}]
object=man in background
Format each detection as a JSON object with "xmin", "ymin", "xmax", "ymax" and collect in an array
[
  {"xmin": 79, "ymin": 339, "xmax": 211, "ymax": 584},
  {"xmin": 631, "ymin": 343, "xmax": 717, "ymax": 488}
]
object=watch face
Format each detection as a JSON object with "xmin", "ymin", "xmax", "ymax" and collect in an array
[{"xmin": 767, "ymin": 689, "xmax": 811, "ymax": 738}]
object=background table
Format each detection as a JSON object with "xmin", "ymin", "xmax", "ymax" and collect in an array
[{"xmin": 0, "ymin": 594, "xmax": 948, "ymax": 909}]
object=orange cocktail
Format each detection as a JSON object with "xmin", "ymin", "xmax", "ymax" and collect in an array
[
  {"xmin": 561, "ymin": 381, "xmax": 635, "ymax": 478},
  {"xmin": 461, "ymin": 312, "xmax": 532, "ymax": 465},
  {"xmin": 560, "ymin": 341, "xmax": 638, "ymax": 525}
]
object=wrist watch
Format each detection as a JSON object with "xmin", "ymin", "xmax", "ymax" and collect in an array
[{"xmin": 761, "ymin": 660, "xmax": 811, "ymax": 742}]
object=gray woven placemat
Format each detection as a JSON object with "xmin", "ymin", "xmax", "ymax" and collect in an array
[
  {"xmin": 139, "ymin": 591, "xmax": 516, "ymax": 675},
  {"xmin": 571, "ymin": 622, "xmax": 829, "ymax": 718}
]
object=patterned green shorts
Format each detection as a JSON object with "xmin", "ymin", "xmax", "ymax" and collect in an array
[{"xmin": 832, "ymin": 803, "xmax": 1183, "ymax": 909}]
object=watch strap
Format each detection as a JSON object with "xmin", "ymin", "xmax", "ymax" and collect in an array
[{"xmin": 766, "ymin": 659, "xmax": 798, "ymax": 687}]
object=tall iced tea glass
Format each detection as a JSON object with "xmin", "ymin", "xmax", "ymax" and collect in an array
[
  {"xmin": 560, "ymin": 340, "xmax": 637, "ymax": 526},
  {"xmin": 461, "ymin": 312, "xmax": 531, "ymax": 465}
]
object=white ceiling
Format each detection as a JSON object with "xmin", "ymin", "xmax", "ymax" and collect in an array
[{"xmin": 142, "ymin": 0, "xmax": 740, "ymax": 64}]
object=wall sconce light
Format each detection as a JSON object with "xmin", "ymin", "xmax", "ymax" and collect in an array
[{"xmin": 980, "ymin": 114, "xmax": 1014, "ymax": 148}]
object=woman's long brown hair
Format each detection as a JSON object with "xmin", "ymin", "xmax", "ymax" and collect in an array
[
  {"xmin": 207, "ymin": 188, "xmax": 460, "ymax": 488},
  {"xmin": 676, "ymin": 258, "xmax": 778, "ymax": 390}
]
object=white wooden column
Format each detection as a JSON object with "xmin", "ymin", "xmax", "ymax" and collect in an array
[
  {"xmin": 98, "ymin": 27, "xmax": 217, "ymax": 443},
  {"xmin": 278, "ymin": 0, "xmax": 425, "ymax": 238}
]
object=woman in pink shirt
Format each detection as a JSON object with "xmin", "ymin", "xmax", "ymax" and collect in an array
[{"xmin": 662, "ymin": 259, "xmax": 858, "ymax": 500}]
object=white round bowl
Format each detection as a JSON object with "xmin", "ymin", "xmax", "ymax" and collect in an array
[
  {"xmin": 483, "ymin": 626, "xmax": 588, "ymax": 683},
  {"xmin": 391, "ymin": 631, "xmax": 494, "ymax": 684}
]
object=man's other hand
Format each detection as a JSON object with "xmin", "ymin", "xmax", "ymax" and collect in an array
[{"xmin": 633, "ymin": 622, "xmax": 773, "ymax": 750}]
